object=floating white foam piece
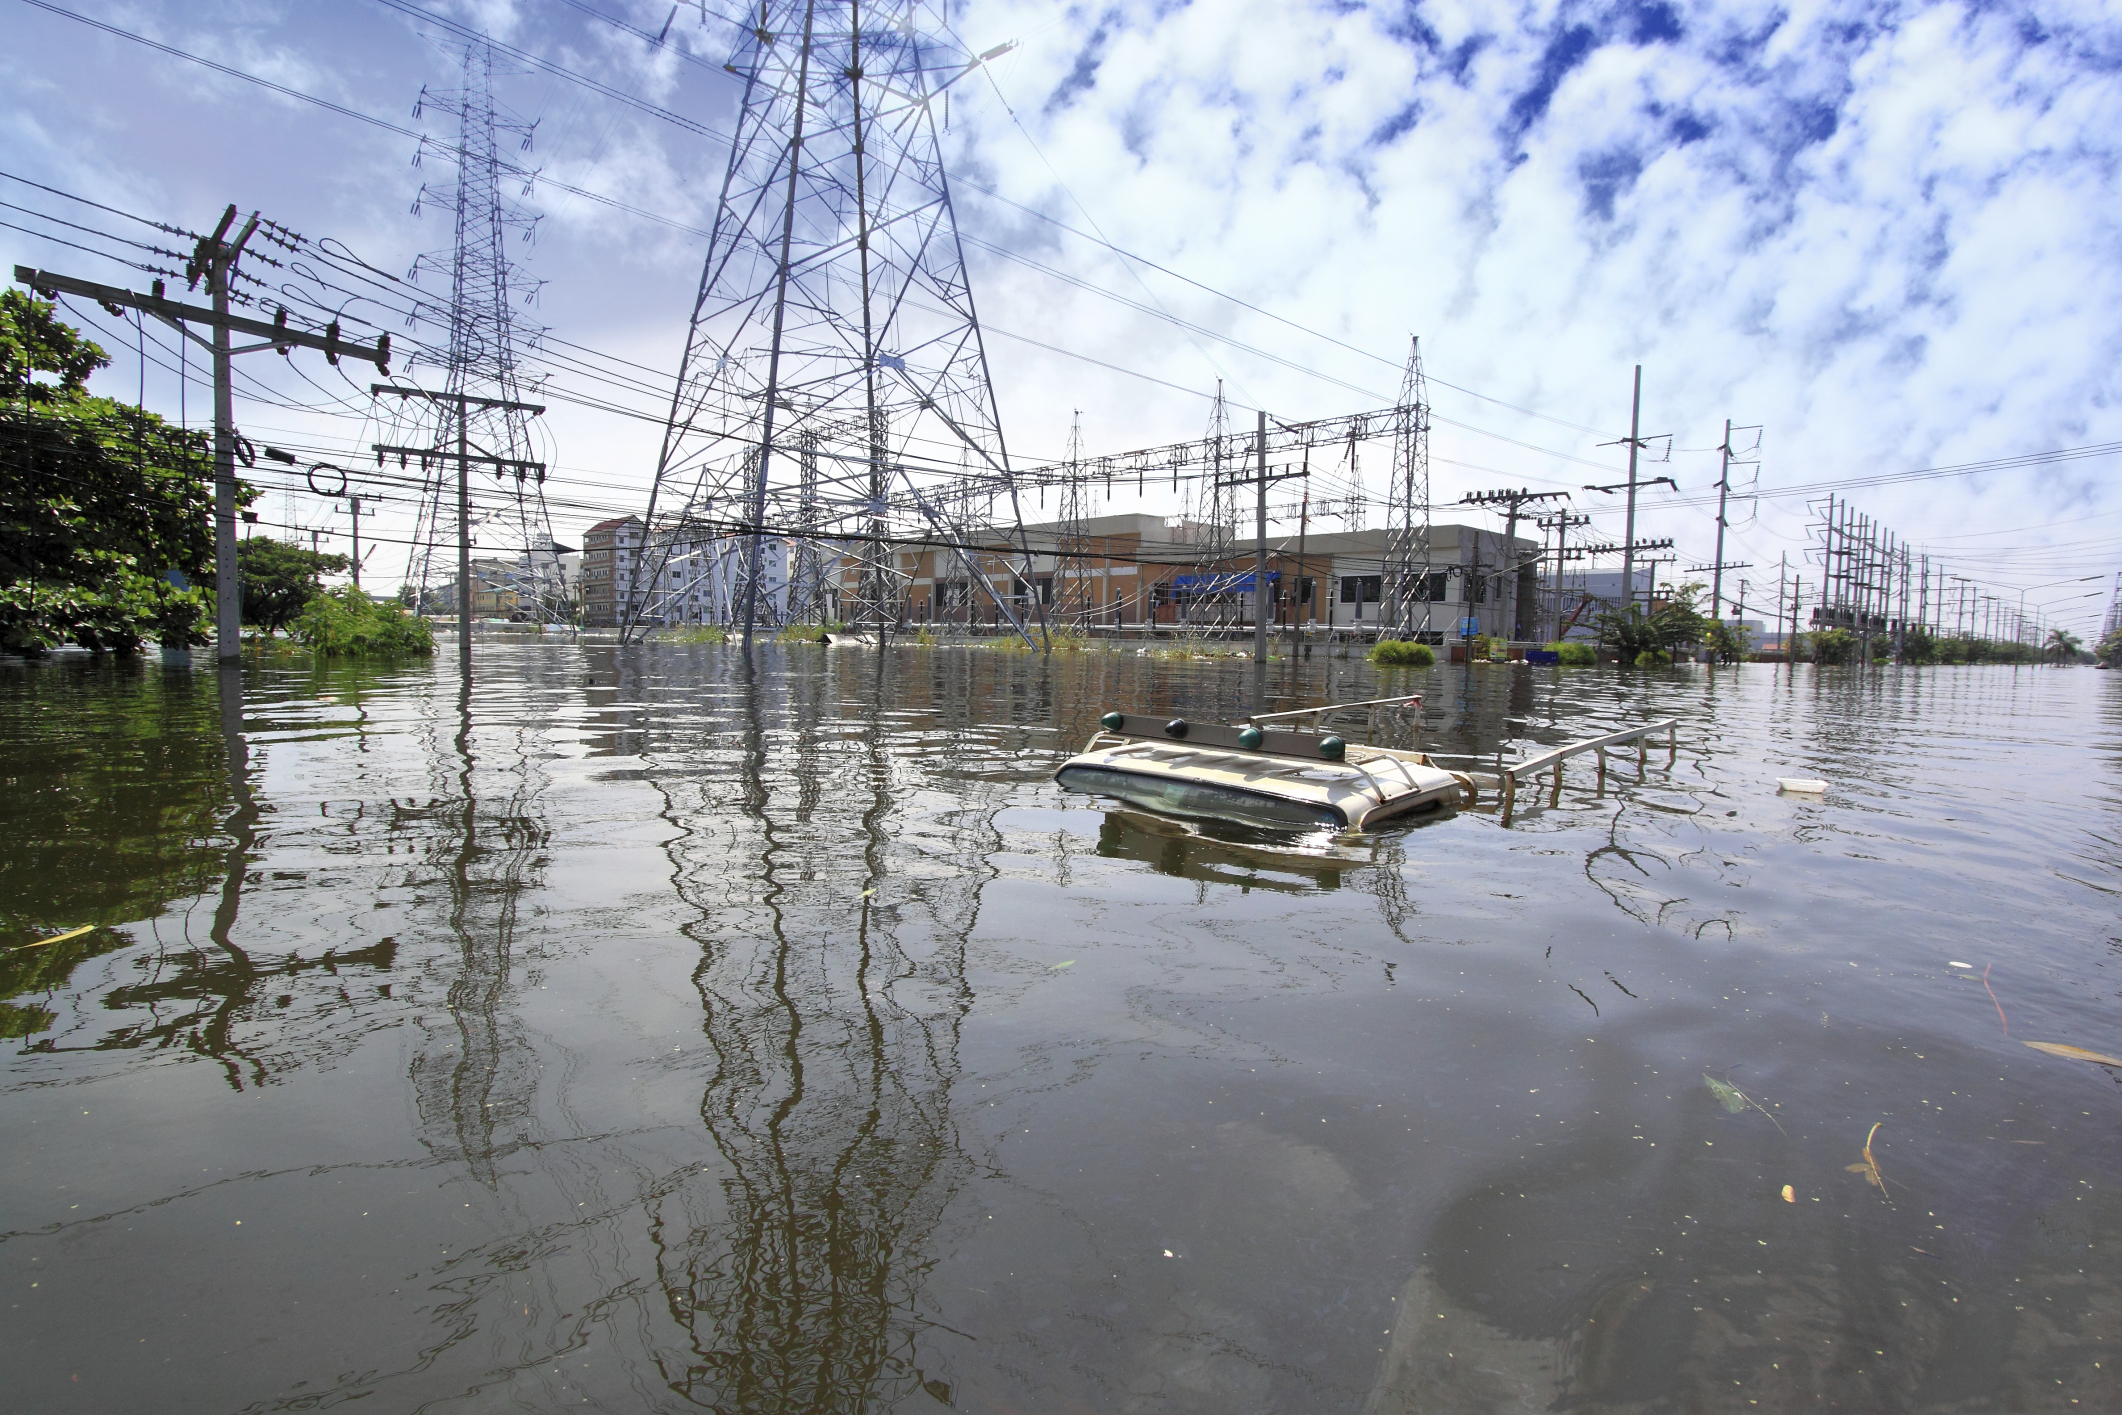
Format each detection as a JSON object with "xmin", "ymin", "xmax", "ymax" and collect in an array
[
  {"xmin": 1949, "ymin": 962, "xmax": 1973, "ymax": 969},
  {"xmin": 1776, "ymin": 777, "xmax": 1828, "ymax": 794}
]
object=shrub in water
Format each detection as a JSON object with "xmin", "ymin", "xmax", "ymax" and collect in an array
[
  {"xmin": 292, "ymin": 587, "xmax": 434, "ymax": 657},
  {"xmin": 1370, "ymin": 639, "xmax": 1435, "ymax": 667},
  {"xmin": 1633, "ymin": 648, "xmax": 1671, "ymax": 667},
  {"xmin": 1554, "ymin": 641, "xmax": 1598, "ymax": 666}
]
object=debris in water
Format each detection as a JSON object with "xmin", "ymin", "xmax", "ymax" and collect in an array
[
  {"xmin": 16, "ymin": 924, "xmax": 93, "ymax": 950},
  {"xmin": 1703, "ymin": 1074, "xmax": 1787, "ymax": 1136},
  {"xmin": 1948, "ymin": 962, "xmax": 1972, "ymax": 969},
  {"xmin": 1846, "ymin": 1122, "xmax": 1890, "ymax": 1197},
  {"xmin": 1983, "ymin": 964, "xmax": 2009, "ymax": 1034},
  {"xmin": 1781, "ymin": 1185, "xmax": 1795, "ymax": 1203},
  {"xmin": 2022, "ymin": 1041, "xmax": 2122, "ymax": 1068},
  {"xmin": 1050, "ymin": 960, "xmax": 1075, "ymax": 971},
  {"xmin": 1776, "ymin": 777, "xmax": 1827, "ymax": 794}
]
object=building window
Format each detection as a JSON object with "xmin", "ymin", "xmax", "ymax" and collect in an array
[{"xmin": 1339, "ymin": 575, "xmax": 1382, "ymax": 604}]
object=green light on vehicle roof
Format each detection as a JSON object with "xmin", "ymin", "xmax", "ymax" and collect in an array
[
  {"xmin": 1101, "ymin": 711, "xmax": 1124, "ymax": 731},
  {"xmin": 1318, "ymin": 735, "xmax": 1346, "ymax": 760},
  {"xmin": 1238, "ymin": 726, "xmax": 1263, "ymax": 750}
]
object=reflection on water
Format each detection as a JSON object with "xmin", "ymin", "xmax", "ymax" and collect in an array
[
  {"xmin": 645, "ymin": 651, "xmax": 975, "ymax": 1408},
  {"xmin": 1096, "ymin": 809, "xmax": 1373, "ymax": 893},
  {"xmin": 1, "ymin": 647, "xmax": 2119, "ymax": 1412}
]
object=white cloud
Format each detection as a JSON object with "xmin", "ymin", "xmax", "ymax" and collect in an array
[{"xmin": 3, "ymin": 0, "xmax": 2116, "ymax": 622}]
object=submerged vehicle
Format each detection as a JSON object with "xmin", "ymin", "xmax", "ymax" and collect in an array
[{"xmin": 1055, "ymin": 697, "xmax": 1473, "ymax": 831}]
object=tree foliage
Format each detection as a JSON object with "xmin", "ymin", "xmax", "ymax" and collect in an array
[
  {"xmin": 291, "ymin": 586, "xmax": 433, "ymax": 657},
  {"xmin": 0, "ymin": 291, "xmax": 224, "ymax": 654},
  {"xmin": 1595, "ymin": 582, "xmax": 1707, "ymax": 662},
  {"xmin": 237, "ymin": 537, "xmax": 347, "ymax": 635},
  {"xmin": 1705, "ymin": 617, "xmax": 1752, "ymax": 663},
  {"xmin": 1369, "ymin": 638, "xmax": 1435, "ymax": 667}
]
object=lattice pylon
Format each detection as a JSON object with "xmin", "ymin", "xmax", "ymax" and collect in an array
[
  {"xmin": 630, "ymin": 0, "xmax": 1044, "ymax": 646},
  {"xmin": 1179, "ymin": 382, "xmax": 1240, "ymax": 632},
  {"xmin": 1050, "ymin": 410, "xmax": 1095, "ymax": 629},
  {"xmin": 402, "ymin": 39, "xmax": 558, "ymax": 617},
  {"xmin": 1382, "ymin": 337, "xmax": 1433, "ymax": 639}
]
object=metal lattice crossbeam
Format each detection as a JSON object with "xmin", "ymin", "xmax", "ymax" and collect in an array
[{"xmin": 633, "ymin": 0, "xmax": 1042, "ymax": 643}]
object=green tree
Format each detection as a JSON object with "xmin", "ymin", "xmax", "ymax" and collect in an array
[
  {"xmin": 2046, "ymin": 627, "xmax": 2083, "ymax": 664},
  {"xmin": 1705, "ymin": 617, "xmax": 1752, "ymax": 663},
  {"xmin": 1596, "ymin": 582, "xmax": 1707, "ymax": 663},
  {"xmin": 0, "ymin": 291, "xmax": 224, "ymax": 654},
  {"xmin": 237, "ymin": 537, "xmax": 347, "ymax": 635},
  {"xmin": 1812, "ymin": 628, "xmax": 1855, "ymax": 664},
  {"xmin": 292, "ymin": 586, "xmax": 433, "ymax": 657}
]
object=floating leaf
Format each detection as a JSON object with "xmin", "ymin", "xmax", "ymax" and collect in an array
[
  {"xmin": 1848, "ymin": 1122, "xmax": 1889, "ymax": 1197},
  {"xmin": 1703, "ymin": 1074, "xmax": 1788, "ymax": 1135},
  {"xmin": 1781, "ymin": 1185, "xmax": 1795, "ymax": 1203},
  {"xmin": 1050, "ymin": 960, "xmax": 1075, "ymax": 971},
  {"xmin": 16, "ymin": 924, "xmax": 93, "ymax": 951},
  {"xmin": 2023, "ymin": 1041, "xmax": 2122, "ymax": 1068}
]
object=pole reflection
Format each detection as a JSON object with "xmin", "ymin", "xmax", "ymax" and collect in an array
[{"xmin": 644, "ymin": 646, "xmax": 988, "ymax": 1410}]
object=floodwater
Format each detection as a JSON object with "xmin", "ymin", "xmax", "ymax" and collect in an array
[{"xmin": 2, "ymin": 643, "xmax": 2118, "ymax": 1414}]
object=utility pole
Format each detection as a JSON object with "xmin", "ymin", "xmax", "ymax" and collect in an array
[
  {"xmin": 1791, "ymin": 575, "xmax": 1802, "ymax": 662},
  {"xmin": 1623, "ymin": 367, "xmax": 1642, "ymax": 604},
  {"xmin": 1594, "ymin": 367, "xmax": 1665, "ymax": 609},
  {"xmin": 17, "ymin": 236, "xmax": 390, "ymax": 661},
  {"xmin": 1708, "ymin": 420, "xmax": 1759, "ymax": 617},
  {"xmin": 373, "ymin": 384, "xmax": 545, "ymax": 678},
  {"xmin": 1461, "ymin": 488, "xmax": 1568, "ymax": 643},
  {"xmin": 1286, "ymin": 486, "xmax": 1311, "ymax": 653},
  {"xmin": 1537, "ymin": 510, "xmax": 1591, "ymax": 642},
  {"xmin": 346, "ymin": 495, "xmax": 364, "ymax": 588},
  {"xmin": 1253, "ymin": 409, "xmax": 1270, "ymax": 668}
]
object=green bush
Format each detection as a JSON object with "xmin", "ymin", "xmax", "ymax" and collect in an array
[
  {"xmin": 1370, "ymin": 638, "xmax": 1435, "ymax": 667},
  {"xmin": 1633, "ymin": 649, "xmax": 1671, "ymax": 667},
  {"xmin": 1812, "ymin": 628, "xmax": 1855, "ymax": 665},
  {"xmin": 291, "ymin": 587, "xmax": 434, "ymax": 657},
  {"xmin": 1554, "ymin": 641, "xmax": 1598, "ymax": 666}
]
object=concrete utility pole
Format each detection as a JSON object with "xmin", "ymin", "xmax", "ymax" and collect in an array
[
  {"xmin": 1461, "ymin": 488, "xmax": 1568, "ymax": 642},
  {"xmin": 1537, "ymin": 510, "xmax": 1591, "ymax": 641},
  {"xmin": 1286, "ymin": 486, "xmax": 1311, "ymax": 653},
  {"xmin": 1592, "ymin": 367, "xmax": 1670, "ymax": 609},
  {"xmin": 17, "ymin": 232, "xmax": 391, "ymax": 661},
  {"xmin": 372, "ymin": 384, "xmax": 546, "ymax": 679},
  {"xmin": 1253, "ymin": 409, "xmax": 1270, "ymax": 668},
  {"xmin": 346, "ymin": 495, "xmax": 364, "ymax": 588},
  {"xmin": 1714, "ymin": 422, "xmax": 1731, "ymax": 615}
]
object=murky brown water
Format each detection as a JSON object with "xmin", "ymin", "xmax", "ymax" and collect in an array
[{"xmin": 2, "ymin": 644, "xmax": 2118, "ymax": 1412}]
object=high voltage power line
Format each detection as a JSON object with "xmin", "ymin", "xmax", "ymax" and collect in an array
[{"xmin": 9, "ymin": 6, "xmax": 2117, "ymax": 629}]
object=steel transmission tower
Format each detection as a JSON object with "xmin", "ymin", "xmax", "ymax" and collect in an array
[
  {"xmin": 1382, "ymin": 337, "xmax": 1432, "ymax": 639},
  {"xmin": 1179, "ymin": 382, "xmax": 1240, "ymax": 631},
  {"xmin": 1050, "ymin": 409, "xmax": 1093, "ymax": 628},
  {"xmin": 632, "ymin": 0, "xmax": 1042, "ymax": 645},
  {"xmin": 401, "ymin": 41, "xmax": 559, "ymax": 619}
]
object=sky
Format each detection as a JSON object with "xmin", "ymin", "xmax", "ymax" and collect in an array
[{"xmin": 4, "ymin": 0, "xmax": 2119, "ymax": 637}]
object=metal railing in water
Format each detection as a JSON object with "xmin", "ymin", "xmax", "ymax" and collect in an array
[{"xmin": 1424, "ymin": 719, "xmax": 1679, "ymax": 826}]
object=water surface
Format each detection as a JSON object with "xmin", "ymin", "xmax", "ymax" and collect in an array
[{"xmin": 2, "ymin": 645, "xmax": 2118, "ymax": 1412}]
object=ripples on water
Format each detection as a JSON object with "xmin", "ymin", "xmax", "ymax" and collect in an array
[{"xmin": 1, "ymin": 645, "xmax": 2118, "ymax": 1412}]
